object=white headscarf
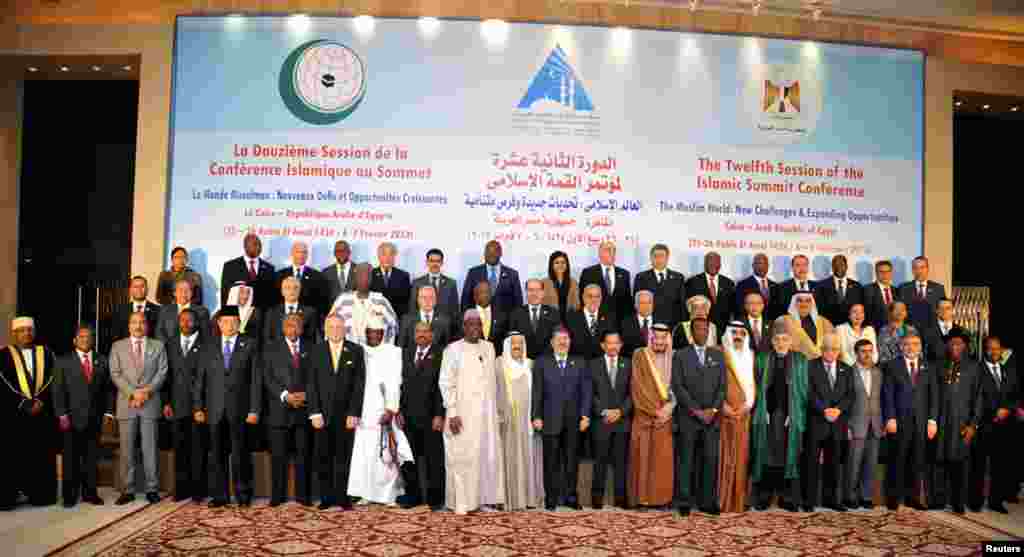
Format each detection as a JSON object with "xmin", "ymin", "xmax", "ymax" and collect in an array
[
  {"xmin": 501, "ymin": 332, "xmax": 531, "ymax": 382},
  {"xmin": 787, "ymin": 292, "xmax": 819, "ymax": 323},
  {"xmin": 722, "ymin": 322, "xmax": 756, "ymax": 411},
  {"xmin": 226, "ymin": 283, "xmax": 255, "ymax": 333}
]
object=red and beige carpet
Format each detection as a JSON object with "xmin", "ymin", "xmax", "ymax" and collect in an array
[{"xmin": 46, "ymin": 501, "xmax": 1016, "ymax": 557}]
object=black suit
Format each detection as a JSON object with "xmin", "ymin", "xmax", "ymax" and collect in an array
[
  {"xmin": 774, "ymin": 279, "xmax": 817, "ymax": 323},
  {"xmin": 882, "ymin": 357, "xmax": 939, "ymax": 505},
  {"xmin": 685, "ymin": 273, "xmax": 735, "ymax": 334},
  {"xmin": 532, "ymin": 354, "xmax": 590, "ymax": 507},
  {"xmin": 620, "ymin": 314, "xmax": 655, "ymax": 359},
  {"xmin": 743, "ymin": 315, "xmax": 772, "ymax": 353},
  {"xmin": 156, "ymin": 304, "xmax": 211, "ymax": 346},
  {"xmin": 508, "ymin": 305, "xmax": 560, "ymax": 360},
  {"xmin": 897, "ymin": 280, "xmax": 946, "ymax": 333},
  {"xmin": 52, "ymin": 351, "xmax": 112, "ymax": 503},
  {"xmin": 672, "ymin": 346, "xmax": 725, "ymax": 510},
  {"xmin": 579, "ymin": 265, "xmax": 633, "ymax": 325},
  {"xmin": 275, "ymin": 266, "xmax": 329, "ymax": 317},
  {"xmin": 862, "ymin": 282, "xmax": 898, "ymax": 333},
  {"xmin": 566, "ymin": 309, "xmax": 616, "ymax": 361},
  {"xmin": 110, "ymin": 301, "xmax": 161, "ymax": 346},
  {"xmin": 970, "ymin": 360, "xmax": 1019, "ymax": 508},
  {"xmin": 472, "ymin": 306, "xmax": 508, "ymax": 354},
  {"xmin": 262, "ymin": 338, "xmax": 315, "ymax": 504},
  {"xmin": 814, "ymin": 277, "xmax": 864, "ymax": 327},
  {"xmin": 322, "ymin": 262, "xmax": 358, "ymax": 307},
  {"xmin": 164, "ymin": 333, "xmax": 207, "ymax": 499},
  {"xmin": 263, "ymin": 304, "xmax": 321, "ymax": 346},
  {"xmin": 735, "ymin": 275, "xmax": 778, "ymax": 320},
  {"xmin": 634, "ymin": 269, "xmax": 688, "ymax": 329},
  {"xmin": 461, "ymin": 264, "xmax": 523, "ymax": 316},
  {"xmin": 399, "ymin": 344, "xmax": 446, "ymax": 507},
  {"xmin": 396, "ymin": 312, "xmax": 452, "ymax": 352},
  {"xmin": 220, "ymin": 256, "xmax": 276, "ymax": 310},
  {"xmin": 922, "ymin": 322, "xmax": 955, "ymax": 363},
  {"xmin": 804, "ymin": 359, "xmax": 854, "ymax": 507},
  {"xmin": 370, "ymin": 267, "xmax": 412, "ymax": 321},
  {"xmin": 193, "ymin": 336, "xmax": 262, "ymax": 503},
  {"xmin": 590, "ymin": 355, "xmax": 632, "ymax": 503},
  {"xmin": 306, "ymin": 341, "xmax": 365, "ymax": 506}
]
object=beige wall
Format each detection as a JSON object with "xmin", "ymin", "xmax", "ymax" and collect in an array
[{"xmin": 3, "ymin": 19, "xmax": 1024, "ymax": 330}]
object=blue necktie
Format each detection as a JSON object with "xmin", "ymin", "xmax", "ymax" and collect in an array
[
  {"xmin": 223, "ymin": 339, "xmax": 233, "ymax": 369},
  {"xmin": 488, "ymin": 267, "xmax": 497, "ymax": 289}
]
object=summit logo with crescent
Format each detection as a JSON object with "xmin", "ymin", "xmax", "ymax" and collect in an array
[{"xmin": 280, "ymin": 39, "xmax": 367, "ymax": 125}]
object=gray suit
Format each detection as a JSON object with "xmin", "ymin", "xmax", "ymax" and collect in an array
[
  {"xmin": 409, "ymin": 274, "xmax": 460, "ymax": 325},
  {"xmin": 846, "ymin": 363, "xmax": 882, "ymax": 504},
  {"xmin": 109, "ymin": 336, "xmax": 168, "ymax": 494},
  {"xmin": 323, "ymin": 262, "xmax": 358, "ymax": 305}
]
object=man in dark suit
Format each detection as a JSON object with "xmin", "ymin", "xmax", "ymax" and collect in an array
[
  {"xmin": 735, "ymin": 253, "xmax": 777, "ymax": 321},
  {"xmin": 814, "ymin": 255, "xmax": 863, "ymax": 327},
  {"xmin": 461, "ymin": 240, "xmax": 523, "ymax": 316},
  {"xmin": 507, "ymin": 279, "xmax": 560, "ymax": 360},
  {"xmin": 671, "ymin": 318, "xmax": 725, "ymax": 516},
  {"xmin": 922, "ymin": 298, "xmax": 956, "ymax": 362},
  {"xmin": 469, "ymin": 281, "xmax": 508, "ymax": 353},
  {"xmin": 882, "ymin": 333, "xmax": 939, "ymax": 510},
  {"xmin": 773, "ymin": 254, "xmax": 816, "ymax": 322},
  {"xmin": 370, "ymin": 242, "xmax": 412, "ymax": 320},
  {"xmin": 633, "ymin": 244, "xmax": 687, "ymax": 329},
  {"xmin": 275, "ymin": 241, "xmax": 329, "ymax": 317},
  {"xmin": 897, "ymin": 256, "xmax": 947, "ymax": 334},
  {"xmin": 110, "ymin": 276, "xmax": 160, "ymax": 344},
  {"xmin": 566, "ymin": 284, "xmax": 616, "ymax": 361},
  {"xmin": 685, "ymin": 252, "xmax": 735, "ymax": 335},
  {"xmin": 53, "ymin": 325, "xmax": 113, "ymax": 507},
  {"xmin": 621, "ymin": 290, "xmax": 655, "ymax": 358},
  {"xmin": 192, "ymin": 306, "xmax": 262, "ymax": 508},
  {"xmin": 220, "ymin": 233, "xmax": 276, "ymax": 310},
  {"xmin": 155, "ymin": 279, "xmax": 211, "ymax": 345},
  {"xmin": 322, "ymin": 240, "xmax": 357, "ymax": 310},
  {"xmin": 409, "ymin": 248, "xmax": 460, "ymax": 323},
  {"xmin": 264, "ymin": 277, "xmax": 321, "ymax": 346},
  {"xmin": 803, "ymin": 333, "xmax": 854, "ymax": 512},
  {"xmin": 970, "ymin": 335, "xmax": 1018, "ymax": 513},
  {"xmin": 161, "ymin": 308, "xmax": 207, "ymax": 502},
  {"xmin": 262, "ymin": 313, "xmax": 315, "ymax": 506},
  {"xmin": 862, "ymin": 260, "xmax": 899, "ymax": 332},
  {"xmin": 590, "ymin": 331, "xmax": 632, "ymax": 509},
  {"xmin": 396, "ymin": 285, "xmax": 453, "ymax": 351},
  {"xmin": 396, "ymin": 322, "xmax": 446, "ymax": 510},
  {"xmin": 579, "ymin": 241, "xmax": 633, "ymax": 324},
  {"xmin": 532, "ymin": 328, "xmax": 591, "ymax": 510},
  {"xmin": 741, "ymin": 292, "xmax": 772, "ymax": 353},
  {"xmin": 307, "ymin": 314, "xmax": 365, "ymax": 510}
]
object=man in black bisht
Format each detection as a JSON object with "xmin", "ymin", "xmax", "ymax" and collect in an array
[
  {"xmin": 0, "ymin": 316, "xmax": 58, "ymax": 509},
  {"xmin": 931, "ymin": 327, "xmax": 982, "ymax": 514}
]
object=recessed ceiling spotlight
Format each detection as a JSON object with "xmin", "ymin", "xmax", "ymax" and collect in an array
[
  {"xmin": 59, "ymin": 65, "xmax": 70, "ymax": 72},
  {"xmin": 1012, "ymin": 106, "xmax": 1019, "ymax": 112},
  {"xmin": 91, "ymin": 65, "xmax": 102, "ymax": 71},
  {"xmin": 27, "ymin": 66, "xmax": 38, "ymax": 72},
  {"xmin": 982, "ymin": 104, "xmax": 991, "ymax": 110},
  {"xmin": 122, "ymin": 65, "xmax": 132, "ymax": 71}
]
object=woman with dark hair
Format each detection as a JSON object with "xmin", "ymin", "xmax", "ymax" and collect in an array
[
  {"xmin": 541, "ymin": 251, "xmax": 578, "ymax": 324},
  {"xmin": 156, "ymin": 246, "xmax": 203, "ymax": 305}
]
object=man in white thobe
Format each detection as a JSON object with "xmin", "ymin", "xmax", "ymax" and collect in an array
[
  {"xmin": 439, "ymin": 309, "xmax": 506, "ymax": 514},
  {"xmin": 347, "ymin": 315, "xmax": 413, "ymax": 505},
  {"xmin": 331, "ymin": 263, "xmax": 398, "ymax": 346}
]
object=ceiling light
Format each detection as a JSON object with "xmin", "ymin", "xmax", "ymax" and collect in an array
[
  {"xmin": 59, "ymin": 65, "xmax": 70, "ymax": 72},
  {"xmin": 1012, "ymin": 106, "xmax": 1019, "ymax": 112},
  {"xmin": 27, "ymin": 66, "xmax": 38, "ymax": 72},
  {"xmin": 122, "ymin": 65, "xmax": 132, "ymax": 71},
  {"xmin": 91, "ymin": 65, "xmax": 102, "ymax": 72},
  {"xmin": 983, "ymin": 104, "xmax": 991, "ymax": 110},
  {"xmin": 954, "ymin": 100, "xmax": 962, "ymax": 107}
]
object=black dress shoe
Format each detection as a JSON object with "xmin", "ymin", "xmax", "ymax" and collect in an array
[
  {"xmin": 208, "ymin": 499, "xmax": 228, "ymax": 508},
  {"xmin": 396, "ymin": 494, "xmax": 420, "ymax": 509},
  {"xmin": 545, "ymin": 504, "xmax": 557, "ymax": 511},
  {"xmin": 928, "ymin": 502, "xmax": 945, "ymax": 511},
  {"xmin": 781, "ymin": 502, "xmax": 799, "ymax": 512},
  {"xmin": 843, "ymin": 500, "xmax": 858, "ymax": 510},
  {"xmin": 63, "ymin": 500, "xmax": 77, "ymax": 508},
  {"xmin": 801, "ymin": 505, "xmax": 815, "ymax": 512},
  {"xmin": 83, "ymin": 495, "xmax": 104, "ymax": 506},
  {"xmin": 592, "ymin": 502, "xmax": 603, "ymax": 510},
  {"xmin": 825, "ymin": 502, "xmax": 847, "ymax": 512},
  {"xmin": 298, "ymin": 498, "xmax": 312, "ymax": 507},
  {"xmin": 907, "ymin": 501, "xmax": 928, "ymax": 511},
  {"xmin": 755, "ymin": 503, "xmax": 770, "ymax": 511},
  {"xmin": 968, "ymin": 505, "xmax": 982, "ymax": 513},
  {"xmin": 192, "ymin": 496, "xmax": 207, "ymax": 504},
  {"xmin": 318, "ymin": 499, "xmax": 335, "ymax": 510},
  {"xmin": 676, "ymin": 506, "xmax": 691, "ymax": 517},
  {"xmin": 429, "ymin": 504, "xmax": 445, "ymax": 512},
  {"xmin": 269, "ymin": 499, "xmax": 283, "ymax": 508},
  {"xmin": 700, "ymin": 506, "xmax": 721, "ymax": 516},
  {"xmin": 146, "ymin": 493, "xmax": 161, "ymax": 504},
  {"xmin": 115, "ymin": 493, "xmax": 135, "ymax": 505},
  {"xmin": 991, "ymin": 503, "xmax": 1010, "ymax": 514},
  {"xmin": 1007, "ymin": 496, "xmax": 1020, "ymax": 504},
  {"xmin": 953, "ymin": 504, "xmax": 965, "ymax": 514},
  {"xmin": 173, "ymin": 494, "xmax": 190, "ymax": 502}
]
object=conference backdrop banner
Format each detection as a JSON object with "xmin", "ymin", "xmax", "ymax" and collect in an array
[{"xmin": 168, "ymin": 16, "xmax": 924, "ymax": 310}]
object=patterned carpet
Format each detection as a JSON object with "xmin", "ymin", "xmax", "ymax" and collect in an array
[{"xmin": 46, "ymin": 500, "xmax": 1015, "ymax": 557}]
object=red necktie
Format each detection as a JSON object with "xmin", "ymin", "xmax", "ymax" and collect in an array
[
  {"xmin": 883, "ymin": 286, "xmax": 892, "ymax": 306},
  {"xmin": 760, "ymin": 278, "xmax": 769, "ymax": 301},
  {"xmin": 708, "ymin": 276, "xmax": 717, "ymax": 304},
  {"xmin": 248, "ymin": 260, "xmax": 257, "ymax": 281},
  {"xmin": 291, "ymin": 342, "xmax": 300, "ymax": 368},
  {"xmin": 910, "ymin": 360, "xmax": 918, "ymax": 385},
  {"xmin": 82, "ymin": 355, "xmax": 93, "ymax": 384}
]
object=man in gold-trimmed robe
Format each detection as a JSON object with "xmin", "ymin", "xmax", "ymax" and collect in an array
[
  {"xmin": 0, "ymin": 317, "xmax": 58, "ymax": 509},
  {"xmin": 629, "ymin": 323, "xmax": 676, "ymax": 508},
  {"xmin": 773, "ymin": 293, "xmax": 834, "ymax": 360},
  {"xmin": 719, "ymin": 322, "xmax": 756, "ymax": 513}
]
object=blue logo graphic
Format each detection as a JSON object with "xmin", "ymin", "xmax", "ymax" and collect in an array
[{"xmin": 517, "ymin": 45, "xmax": 594, "ymax": 112}]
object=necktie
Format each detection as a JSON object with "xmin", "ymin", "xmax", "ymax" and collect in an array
[
  {"xmin": 482, "ymin": 308, "xmax": 491, "ymax": 339},
  {"xmin": 416, "ymin": 348, "xmax": 426, "ymax": 366},
  {"xmin": 883, "ymin": 286, "xmax": 892, "ymax": 305},
  {"xmin": 295, "ymin": 267, "xmax": 303, "ymax": 281},
  {"xmin": 918, "ymin": 283, "xmax": 926, "ymax": 300},
  {"xmin": 248, "ymin": 259, "xmax": 257, "ymax": 280},
  {"xmin": 657, "ymin": 271, "xmax": 663, "ymax": 285},
  {"xmin": 424, "ymin": 312, "xmax": 432, "ymax": 325},
  {"xmin": 531, "ymin": 306, "xmax": 539, "ymax": 330},
  {"xmin": 82, "ymin": 355, "xmax": 93, "ymax": 384},
  {"xmin": 489, "ymin": 267, "xmax": 497, "ymax": 289},
  {"xmin": 133, "ymin": 339, "xmax": 142, "ymax": 363},
  {"xmin": 431, "ymin": 276, "xmax": 439, "ymax": 291},
  {"xmin": 992, "ymin": 364, "xmax": 1002, "ymax": 388},
  {"xmin": 799, "ymin": 281, "xmax": 806, "ymax": 292},
  {"xmin": 135, "ymin": 303, "xmax": 144, "ymax": 313},
  {"xmin": 331, "ymin": 345, "xmax": 341, "ymax": 372},
  {"xmin": 696, "ymin": 347, "xmax": 705, "ymax": 366},
  {"xmin": 760, "ymin": 278, "xmax": 769, "ymax": 300},
  {"xmin": 384, "ymin": 270, "xmax": 391, "ymax": 286},
  {"xmin": 910, "ymin": 360, "xmax": 918, "ymax": 386},
  {"xmin": 289, "ymin": 305, "xmax": 296, "ymax": 315},
  {"xmin": 838, "ymin": 279, "xmax": 846, "ymax": 301},
  {"xmin": 339, "ymin": 265, "xmax": 346, "ymax": 287},
  {"xmin": 181, "ymin": 338, "xmax": 190, "ymax": 357},
  {"xmin": 589, "ymin": 314, "xmax": 597, "ymax": 336},
  {"xmin": 753, "ymin": 319, "xmax": 761, "ymax": 346},
  {"xmin": 559, "ymin": 359, "xmax": 566, "ymax": 378},
  {"xmin": 642, "ymin": 318, "xmax": 651, "ymax": 345},
  {"xmin": 828, "ymin": 364, "xmax": 835, "ymax": 389},
  {"xmin": 291, "ymin": 341, "xmax": 300, "ymax": 368},
  {"xmin": 708, "ymin": 276, "xmax": 717, "ymax": 303},
  {"xmin": 223, "ymin": 339, "xmax": 233, "ymax": 369},
  {"xmin": 605, "ymin": 267, "xmax": 613, "ymax": 292}
]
